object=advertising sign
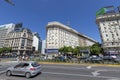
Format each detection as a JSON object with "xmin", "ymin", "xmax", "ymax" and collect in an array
[
  {"xmin": 96, "ymin": 6, "xmax": 115, "ymax": 17},
  {"xmin": 45, "ymin": 49, "xmax": 59, "ymax": 53},
  {"xmin": 104, "ymin": 6, "xmax": 115, "ymax": 14}
]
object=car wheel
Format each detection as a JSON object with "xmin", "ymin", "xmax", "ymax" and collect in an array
[
  {"xmin": 25, "ymin": 72, "xmax": 31, "ymax": 78},
  {"xmin": 6, "ymin": 70, "xmax": 12, "ymax": 76}
]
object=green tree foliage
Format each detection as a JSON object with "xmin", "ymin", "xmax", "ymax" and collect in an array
[
  {"xmin": 73, "ymin": 48, "xmax": 79, "ymax": 54},
  {"xmin": 59, "ymin": 46, "xmax": 91, "ymax": 56},
  {"xmin": 0, "ymin": 47, "xmax": 12, "ymax": 54},
  {"xmin": 59, "ymin": 43, "xmax": 103, "ymax": 57},
  {"xmin": 90, "ymin": 43, "xmax": 102, "ymax": 55},
  {"xmin": 59, "ymin": 46, "xmax": 73, "ymax": 55}
]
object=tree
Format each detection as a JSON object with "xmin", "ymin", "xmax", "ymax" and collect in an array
[
  {"xmin": 73, "ymin": 48, "xmax": 79, "ymax": 54},
  {"xmin": 5, "ymin": 47, "xmax": 12, "ymax": 53},
  {"xmin": 67, "ymin": 46, "xmax": 73, "ymax": 52},
  {"xmin": 0, "ymin": 48, "xmax": 3, "ymax": 55},
  {"xmin": 0, "ymin": 47, "xmax": 12, "ymax": 56},
  {"xmin": 59, "ymin": 46, "xmax": 73, "ymax": 56},
  {"xmin": 90, "ymin": 43, "xmax": 102, "ymax": 55},
  {"xmin": 59, "ymin": 47, "xmax": 64, "ymax": 54}
]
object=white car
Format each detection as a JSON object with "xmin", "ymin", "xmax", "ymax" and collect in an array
[{"xmin": 6, "ymin": 61, "xmax": 42, "ymax": 78}]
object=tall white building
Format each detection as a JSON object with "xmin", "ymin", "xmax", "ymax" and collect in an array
[
  {"xmin": 0, "ymin": 23, "xmax": 16, "ymax": 48},
  {"xmin": 96, "ymin": 6, "xmax": 120, "ymax": 53},
  {"xmin": 32, "ymin": 32, "xmax": 42, "ymax": 52},
  {"xmin": 46, "ymin": 21, "xmax": 97, "ymax": 54},
  {"xmin": 41, "ymin": 40, "xmax": 46, "ymax": 54}
]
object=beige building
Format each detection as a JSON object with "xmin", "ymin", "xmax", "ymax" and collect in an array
[
  {"xmin": 4, "ymin": 28, "xmax": 33, "ymax": 56},
  {"xmin": 46, "ymin": 21, "xmax": 97, "ymax": 54},
  {"xmin": 96, "ymin": 13, "xmax": 120, "ymax": 53}
]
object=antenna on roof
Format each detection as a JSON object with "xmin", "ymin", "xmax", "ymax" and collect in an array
[{"xmin": 67, "ymin": 21, "xmax": 71, "ymax": 27}]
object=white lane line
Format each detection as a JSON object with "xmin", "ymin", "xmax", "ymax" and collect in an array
[
  {"xmin": 43, "ymin": 66, "xmax": 88, "ymax": 70},
  {"xmin": 91, "ymin": 70, "xmax": 100, "ymax": 76},
  {"xmin": 43, "ymin": 66, "xmax": 120, "ymax": 72},
  {"xmin": 43, "ymin": 71, "xmax": 120, "ymax": 79},
  {"xmin": 107, "ymin": 78, "xmax": 120, "ymax": 80},
  {"xmin": 86, "ymin": 66, "xmax": 92, "ymax": 69}
]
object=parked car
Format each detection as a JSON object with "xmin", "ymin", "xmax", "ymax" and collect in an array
[
  {"xmin": 6, "ymin": 61, "xmax": 42, "ymax": 78},
  {"xmin": 85, "ymin": 55, "xmax": 103, "ymax": 63},
  {"xmin": 103, "ymin": 53, "xmax": 120, "ymax": 63}
]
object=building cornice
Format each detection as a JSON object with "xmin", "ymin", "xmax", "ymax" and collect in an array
[
  {"xmin": 96, "ymin": 13, "xmax": 120, "ymax": 23},
  {"xmin": 46, "ymin": 21, "xmax": 97, "ymax": 43}
]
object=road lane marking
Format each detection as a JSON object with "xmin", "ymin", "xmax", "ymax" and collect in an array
[
  {"xmin": 43, "ymin": 65, "xmax": 90, "ymax": 70},
  {"xmin": 86, "ymin": 66, "xmax": 92, "ymax": 69},
  {"xmin": 91, "ymin": 70, "xmax": 100, "ymax": 76},
  {"xmin": 43, "ymin": 65, "xmax": 120, "ymax": 72},
  {"xmin": 107, "ymin": 78, "xmax": 120, "ymax": 80},
  {"xmin": 43, "ymin": 71, "xmax": 120, "ymax": 79}
]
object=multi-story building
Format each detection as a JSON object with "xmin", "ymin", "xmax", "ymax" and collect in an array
[
  {"xmin": 4, "ymin": 27, "xmax": 33, "ymax": 56},
  {"xmin": 96, "ymin": 6, "xmax": 120, "ymax": 54},
  {"xmin": 0, "ymin": 23, "xmax": 16, "ymax": 48},
  {"xmin": 32, "ymin": 32, "xmax": 42, "ymax": 53},
  {"xmin": 46, "ymin": 21, "xmax": 97, "ymax": 55},
  {"xmin": 41, "ymin": 40, "xmax": 46, "ymax": 54}
]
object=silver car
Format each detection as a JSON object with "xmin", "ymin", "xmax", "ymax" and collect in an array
[{"xmin": 6, "ymin": 61, "xmax": 42, "ymax": 78}]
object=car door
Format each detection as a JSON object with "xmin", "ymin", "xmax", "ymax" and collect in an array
[
  {"xmin": 12, "ymin": 63, "xmax": 25, "ymax": 75},
  {"xmin": 19, "ymin": 63, "xmax": 30, "ymax": 75}
]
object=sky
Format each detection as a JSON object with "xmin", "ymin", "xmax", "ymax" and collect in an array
[{"xmin": 0, "ymin": 0, "xmax": 119, "ymax": 43}]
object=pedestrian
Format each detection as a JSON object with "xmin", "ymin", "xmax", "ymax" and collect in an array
[
  {"xmin": 16, "ymin": 56, "xmax": 19, "ymax": 62},
  {"xmin": 22, "ymin": 56, "xmax": 25, "ymax": 61}
]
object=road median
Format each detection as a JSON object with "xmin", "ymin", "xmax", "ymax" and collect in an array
[{"xmin": 38, "ymin": 61, "xmax": 120, "ymax": 67}]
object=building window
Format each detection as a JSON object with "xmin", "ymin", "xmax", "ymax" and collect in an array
[
  {"xmin": 112, "ymin": 34, "xmax": 114, "ymax": 37},
  {"xmin": 116, "ymin": 33, "xmax": 119, "ymax": 36},
  {"xmin": 106, "ymin": 34, "xmax": 108, "ymax": 37},
  {"xmin": 21, "ymin": 39, "xmax": 25, "ymax": 47}
]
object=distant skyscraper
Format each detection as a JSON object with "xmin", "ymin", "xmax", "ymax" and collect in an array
[
  {"xmin": 0, "ymin": 23, "xmax": 16, "ymax": 48},
  {"xmin": 41, "ymin": 40, "xmax": 46, "ymax": 54},
  {"xmin": 32, "ymin": 32, "xmax": 42, "ymax": 53},
  {"xmin": 96, "ymin": 6, "xmax": 120, "ymax": 54}
]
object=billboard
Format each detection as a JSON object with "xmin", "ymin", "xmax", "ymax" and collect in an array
[
  {"xmin": 104, "ymin": 6, "xmax": 115, "ymax": 13},
  {"xmin": 96, "ymin": 6, "xmax": 115, "ymax": 17},
  {"xmin": 45, "ymin": 49, "xmax": 59, "ymax": 53}
]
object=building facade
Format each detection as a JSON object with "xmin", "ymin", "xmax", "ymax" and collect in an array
[
  {"xmin": 32, "ymin": 32, "xmax": 42, "ymax": 53},
  {"xmin": 46, "ymin": 21, "xmax": 97, "ymax": 54},
  {"xmin": 0, "ymin": 23, "xmax": 16, "ymax": 48},
  {"xmin": 4, "ymin": 28, "xmax": 33, "ymax": 56},
  {"xmin": 41, "ymin": 40, "xmax": 46, "ymax": 54},
  {"xmin": 96, "ymin": 6, "xmax": 120, "ymax": 54}
]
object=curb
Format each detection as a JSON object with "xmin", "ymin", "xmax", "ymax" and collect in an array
[{"xmin": 39, "ymin": 62, "xmax": 120, "ymax": 67}]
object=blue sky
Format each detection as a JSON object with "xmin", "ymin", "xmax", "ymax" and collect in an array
[{"xmin": 0, "ymin": 0, "xmax": 119, "ymax": 42}]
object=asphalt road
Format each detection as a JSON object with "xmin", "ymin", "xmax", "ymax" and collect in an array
[{"xmin": 1, "ymin": 63, "xmax": 120, "ymax": 80}]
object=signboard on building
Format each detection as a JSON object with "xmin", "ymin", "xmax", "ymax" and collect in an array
[
  {"xmin": 96, "ymin": 6, "xmax": 115, "ymax": 17},
  {"xmin": 45, "ymin": 49, "xmax": 59, "ymax": 53}
]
